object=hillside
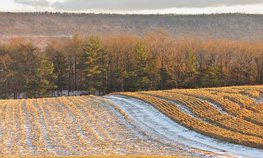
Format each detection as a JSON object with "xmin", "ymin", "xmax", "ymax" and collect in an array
[
  {"xmin": 1, "ymin": 13, "xmax": 263, "ymax": 41},
  {"xmin": 1, "ymin": 85, "xmax": 263, "ymax": 157}
]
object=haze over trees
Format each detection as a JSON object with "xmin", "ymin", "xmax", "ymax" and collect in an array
[
  {"xmin": 1, "ymin": 29, "xmax": 263, "ymax": 98},
  {"xmin": 1, "ymin": 13, "xmax": 263, "ymax": 41}
]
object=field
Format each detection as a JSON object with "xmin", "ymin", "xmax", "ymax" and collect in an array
[{"xmin": 1, "ymin": 86, "xmax": 263, "ymax": 157}]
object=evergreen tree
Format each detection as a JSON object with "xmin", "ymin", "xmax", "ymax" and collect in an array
[
  {"xmin": 37, "ymin": 59, "xmax": 57, "ymax": 97},
  {"xmin": 130, "ymin": 41, "xmax": 150, "ymax": 91},
  {"xmin": 14, "ymin": 44, "xmax": 39, "ymax": 98},
  {"xmin": 158, "ymin": 67, "xmax": 172, "ymax": 90},
  {"xmin": 198, "ymin": 67, "xmax": 224, "ymax": 87},
  {"xmin": 183, "ymin": 50, "xmax": 199, "ymax": 87},
  {"xmin": 47, "ymin": 50, "xmax": 69, "ymax": 95},
  {"xmin": 81, "ymin": 36, "xmax": 105, "ymax": 94}
]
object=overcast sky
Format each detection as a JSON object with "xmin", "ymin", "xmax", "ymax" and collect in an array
[{"xmin": 0, "ymin": 0, "xmax": 263, "ymax": 14}]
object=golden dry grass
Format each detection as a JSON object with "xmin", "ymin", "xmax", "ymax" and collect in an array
[{"xmin": 116, "ymin": 85, "xmax": 263, "ymax": 149}]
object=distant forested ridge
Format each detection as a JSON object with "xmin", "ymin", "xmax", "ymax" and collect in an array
[{"xmin": 1, "ymin": 13, "xmax": 263, "ymax": 41}]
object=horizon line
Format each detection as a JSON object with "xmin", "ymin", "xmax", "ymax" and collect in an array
[{"xmin": 1, "ymin": 11, "xmax": 263, "ymax": 16}]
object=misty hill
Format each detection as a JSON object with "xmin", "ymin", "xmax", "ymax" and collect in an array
[{"xmin": 1, "ymin": 12, "xmax": 263, "ymax": 41}]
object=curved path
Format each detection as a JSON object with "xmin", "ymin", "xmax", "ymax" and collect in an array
[{"xmin": 105, "ymin": 95, "xmax": 263, "ymax": 158}]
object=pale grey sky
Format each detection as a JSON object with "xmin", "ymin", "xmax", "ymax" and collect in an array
[{"xmin": 1, "ymin": 0, "xmax": 263, "ymax": 14}]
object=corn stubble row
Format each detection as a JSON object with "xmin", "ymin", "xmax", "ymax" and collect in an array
[
  {"xmin": 172, "ymin": 89, "xmax": 263, "ymax": 126},
  {"xmin": 144, "ymin": 91, "xmax": 263, "ymax": 139},
  {"xmin": 117, "ymin": 86, "xmax": 263, "ymax": 149},
  {"xmin": 0, "ymin": 96, "xmax": 183, "ymax": 156}
]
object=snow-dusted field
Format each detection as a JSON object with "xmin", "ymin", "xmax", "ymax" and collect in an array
[
  {"xmin": 105, "ymin": 95, "xmax": 263, "ymax": 158},
  {"xmin": 0, "ymin": 96, "xmax": 196, "ymax": 157},
  {"xmin": 0, "ymin": 94, "xmax": 263, "ymax": 157}
]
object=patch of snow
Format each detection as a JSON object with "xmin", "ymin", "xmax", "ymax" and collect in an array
[
  {"xmin": 105, "ymin": 95, "xmax": 263, "ymax": 158},
  {"xmin": 9, "ymin": 90, "xmax": 92, "ymax": 99},
  {"xmin": 203, "ymin": 100, "xmax": 229, "ymax": 115},
  {"xmin": 166, "ymin": 100, "xmax": 204, "ymax": 120},
  {"xmin": 93, "ymin": 97, "xmax": 155, "ymax": 141},
  {"xmin": 52, "ymin": 90, "xmax": 89, "ymax": 97},
  {"xmin": 253, "ymin": 94, "xmax": 263, "ymax": 104}
]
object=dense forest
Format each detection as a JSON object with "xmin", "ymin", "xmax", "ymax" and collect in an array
[{"xmin": 0, "ymin": 30, "xmax": 263, "ymax": 98}]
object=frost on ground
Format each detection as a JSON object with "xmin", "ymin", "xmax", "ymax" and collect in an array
[
  {"xmin": 252, "ymin": 94, "xmax": 263, "ymax": 103},
  {"xmin": 0, "ymin": 96, "xmax": 191, "ymax": 157},
  {"xmin": 1, "ymin": 95, "xmax": 263, "ymax": 157},
  {"xmin": 105, "ymin": 95, "xmax": 263, "ymax": 158}
]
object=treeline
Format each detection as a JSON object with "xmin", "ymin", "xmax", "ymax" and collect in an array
[{"xmin": 1, "ymin": 30, "xmax": 263, "ymax": 98}]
